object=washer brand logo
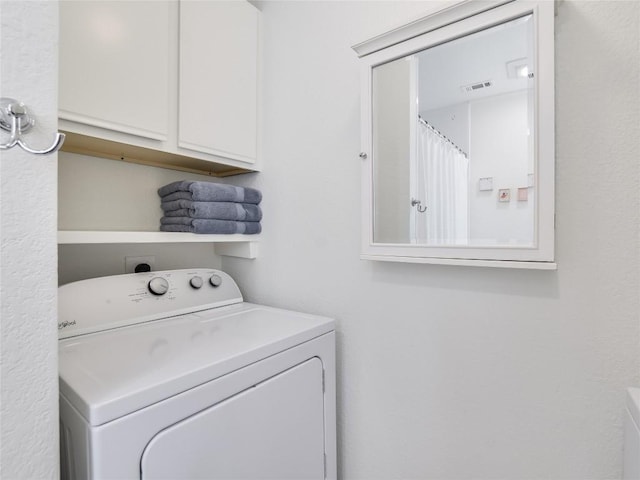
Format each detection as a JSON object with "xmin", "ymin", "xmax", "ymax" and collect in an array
[{"xmin": 58, "ymin": 320, "xmax": 77, "ymax": 330}]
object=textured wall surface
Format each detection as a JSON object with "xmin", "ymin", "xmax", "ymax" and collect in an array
[
  {"xmin": 223, "ymin": 1, "xmax": 640, "ymax": 478},
  {"xmin": 0, "ymin": 1, "xmax": 60, "ymax": 478}
]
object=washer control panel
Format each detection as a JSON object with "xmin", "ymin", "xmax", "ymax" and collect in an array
[{"xmin": 58, "ymin": 269, "xmax": 242, "ymax": 339}]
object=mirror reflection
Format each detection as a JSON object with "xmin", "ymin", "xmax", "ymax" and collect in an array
[{"xmin": 372, "ymin": 14, "xmax": 535, "ymax": 247}]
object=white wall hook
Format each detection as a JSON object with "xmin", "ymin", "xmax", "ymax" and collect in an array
[{"xmin": 0, "ymin": 98, "xmax": 65, "ymax": 155}]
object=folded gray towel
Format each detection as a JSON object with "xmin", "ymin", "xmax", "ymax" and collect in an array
[
  {"xmin": 160, "ymin": 218, "xmax": 261, "ymax": 235},
  {"xmin": 161, "ymin": 216, "xmax": 198, "ymax": 225},
  {"xmin": 158, "ymin": 181, "xmax": 262, "ymax": 204},
  {"xmin": 162, "ymin": 209, "xmax": 191, "ymax": 217},
  {"xmin": 161, "ymin": 200, "xmax": 262, "ymax": 222}
]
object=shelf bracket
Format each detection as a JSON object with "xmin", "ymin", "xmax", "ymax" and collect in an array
[{"xmin": 214, "ymin": 241, "xmax": 258, "ymax": 259}]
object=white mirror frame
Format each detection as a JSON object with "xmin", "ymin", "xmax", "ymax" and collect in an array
[{"xmin": 354, "ymin": 0, "xmax": 556, "ymax": 270}]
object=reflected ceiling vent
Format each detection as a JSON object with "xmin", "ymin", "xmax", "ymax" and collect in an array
[{"xmin": 461, "ymin": 80, "xmax": 493, "ymax": 93}]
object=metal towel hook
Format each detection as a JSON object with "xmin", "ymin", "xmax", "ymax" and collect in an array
[
  {"xmin": 0, "ymin": 98, "xmax": 65, "ymax": 155},
  {"xmin": 411, "ymin": 198, "xmax": 427, "ymax": 213}
]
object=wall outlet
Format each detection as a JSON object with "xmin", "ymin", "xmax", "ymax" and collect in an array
[{"xmin": 125, "ymin": 255, "xmax": 156, "ymax": 274}]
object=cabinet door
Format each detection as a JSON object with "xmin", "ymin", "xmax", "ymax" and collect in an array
[
  {"xmin": 179, "ymin": 1, "xmax": 258, "ymax": 164},
  {"xmin": 59, "ymin": 1, "xmax": 170, "ymax": 141}
]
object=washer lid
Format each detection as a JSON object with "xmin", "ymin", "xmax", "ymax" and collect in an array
[{"xmin": 58, "ymin": 302, "xmax": 334, "ymax": 426}]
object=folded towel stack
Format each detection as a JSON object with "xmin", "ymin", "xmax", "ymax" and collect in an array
[{"xmin": 158, "ymin": 181, "xmax": 262, "ymax": 234}]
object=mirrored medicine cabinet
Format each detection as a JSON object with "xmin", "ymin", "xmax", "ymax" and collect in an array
[{"xmin": 353, "ymin": 0, "xmax": 555, "ymax": 269}]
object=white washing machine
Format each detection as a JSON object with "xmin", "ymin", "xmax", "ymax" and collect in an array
[
  {"xmin": 624, "ymin": 388, "xmax": 640, "ymax": 480},
  {"xmin": 58, "ymin": 268, "xmax": 336, "ymax": 479}
]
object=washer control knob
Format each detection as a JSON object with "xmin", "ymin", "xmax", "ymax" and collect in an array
[
  {"xmin": 209, "ymin": 274, "xmax": 222, "ymax": 288},
  {"xmin": 148, "ymin": 277, "xmax": 169, "ymax": 296},
  {"xmin": 190, "ymin": 276, "xmax": 203, "ymax": 289}
]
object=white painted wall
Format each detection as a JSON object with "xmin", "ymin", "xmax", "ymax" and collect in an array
[
  {"xmin": 0, "ymin": 1, "xmax": 60, "ymax": 478},
  {"xmin": 222, "ymin": 1, "xmax": 640, "ymax": 478},
  {"xmin": 469, "ymin": 90, "xmax": 533, "ymax": 245}
]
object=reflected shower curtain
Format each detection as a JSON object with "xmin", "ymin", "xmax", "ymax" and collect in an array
[{"xmin": 414, "ymin": 122, "xmax": 469, "ymax": 245}]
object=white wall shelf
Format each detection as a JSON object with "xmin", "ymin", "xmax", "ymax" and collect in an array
[{"xmin": 58, "ymin": 231, "xmax": 258, "ymax": 259}]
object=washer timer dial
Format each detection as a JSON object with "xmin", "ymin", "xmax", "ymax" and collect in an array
[{"xmin": 148, "ymin": 277, "xmax": 169, "ymax": 296}]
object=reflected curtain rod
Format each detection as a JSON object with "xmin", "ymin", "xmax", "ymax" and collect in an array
[{"xmin": 418, "ymin": 116, "xmax": 468, "ymax": 158}]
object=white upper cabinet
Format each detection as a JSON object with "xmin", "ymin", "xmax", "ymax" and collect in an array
[
  {"xmin": 179, "ymin": 1, "xmax": 258, "ymax": 164},
  {"xmin": 59, "ymin": 0, "xmax": 260, "ymax": 176},
  {"xmin": 59, "ymin": 1, "xmax": 171, "ymax": 142}
]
